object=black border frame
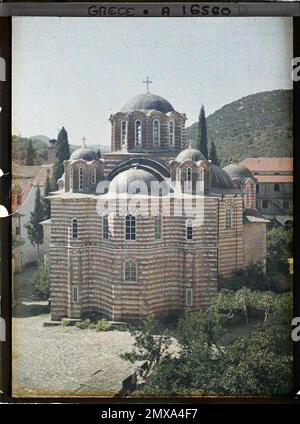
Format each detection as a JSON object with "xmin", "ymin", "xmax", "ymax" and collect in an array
[{"xmin": 0, "ymin": 9, "xmax": 299, "ymax": 406}]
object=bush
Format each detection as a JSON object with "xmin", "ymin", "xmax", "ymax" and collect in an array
[
  {"xmin": 33, "ymin": 262, "xmax": 50, "ymax": 300},
  {"xmin": 95, "ymin": 319, "xmax": 111, "ymax": 331},
  {"xmin": 75, "ymin": 319, "xmax": 92, "ymax": 330}
]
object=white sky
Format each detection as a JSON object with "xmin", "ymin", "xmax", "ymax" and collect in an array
[{"xmin": 12, "ymin": 17, "xmax": 293, "ymax": 146}]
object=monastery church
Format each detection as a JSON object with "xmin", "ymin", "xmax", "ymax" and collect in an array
[{"xmin": 43, "ymin": 81, "xmax": 268, "ymax": 322}]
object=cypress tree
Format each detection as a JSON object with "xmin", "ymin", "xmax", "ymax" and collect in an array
[
  {"xmin": 198, "ymin": 105, "xmax": 208, "ymax": 159},
  {"xmin": 26, "ymin": 186, "xmax": 45, "ymax": 255},
  {"xmin": 43, "ymin": 173, "xmax": 51, "ymax": 219},
  {"xmin": 56, "ymin": 127, "xmax": 70, "ymax": 164},
  {"xmin": 51, "ymin": 159, "xmax": 64, "ymax": 190},
  {"xmin": 25, "ymin": 139, "xmax": 37, "ymax": 166},
  {"xmin": 209, "ymin": 141, "xmax": 220, "ymax": 166}
]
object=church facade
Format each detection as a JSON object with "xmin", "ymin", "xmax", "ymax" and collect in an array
[{"xmin": 43, "ymin": 89, "xmax": 268, "ymax": 322}]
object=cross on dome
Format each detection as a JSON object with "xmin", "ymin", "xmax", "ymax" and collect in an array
[
  {"xmin": 81, "ymin": 136, "xmax": 87, "ymax": 147},
  {"xmin": 142, "ymin": 76, "xmax": 152, "ymax": 92}
]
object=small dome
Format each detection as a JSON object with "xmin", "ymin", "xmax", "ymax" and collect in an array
[
  {"xmin": 109, "ymin": 168, "xmax": 160, "ymax": 195},
  {"xmin": 223, "ymin": 163, "xmax": 254, "ymax": 183},
  {"xmin": 70, "ymin": 146, "xmax": 98, "ymax": 161},
  {"xmin": 121, "ymin": 92, "xmax": 175, "ymax": 113},
  {"xmin": 209, "ymin": 164, "xmax": 235, "ymax": 189},
  {"xmin": 176, "ymin": 146, "xmax": 206, "ymax": 164}
]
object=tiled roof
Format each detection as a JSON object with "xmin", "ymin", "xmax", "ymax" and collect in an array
[
  {"xmin": 255, "ymin": 175, "xmax": 293, "ymax": 183},
  {"xmin": 239, "ymin": 157, "xmax": 293, "ymax": 173}
]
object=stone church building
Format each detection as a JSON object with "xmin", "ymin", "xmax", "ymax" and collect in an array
[{"xmin": 43, "ymin": 88, "xmax": 268, "ymax": 322}]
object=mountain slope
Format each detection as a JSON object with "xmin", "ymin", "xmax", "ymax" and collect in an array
[{"xmin": 186, "ymin": 89, "xmax": 292, "ymax": 165}]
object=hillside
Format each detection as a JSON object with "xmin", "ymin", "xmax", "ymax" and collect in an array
[{"xmin": 186, "ymin": 89, "xmax": 292, "ymax": 166}]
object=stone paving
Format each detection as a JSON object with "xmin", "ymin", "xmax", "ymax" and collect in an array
[{"xmin": 12, "ymin": 305, "xmax": 138, "ymax": 398}]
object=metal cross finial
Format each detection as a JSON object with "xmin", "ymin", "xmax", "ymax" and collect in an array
[
  {"xmin": 82, "ymin": 136, "xmax": 87, "ymax": 147},
  {"xmin": 142, "ymin": 76, "xmax": 152, "ymax": 92}
]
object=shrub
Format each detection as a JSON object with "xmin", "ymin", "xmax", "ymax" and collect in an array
[
  {"xmin": 75, "ymin": 319, "xmax": 92, "ymax": 330},
  {"xmin": 95, "ymin": 319, "xmax": 111, "ymax": 331},
  {"xmin": 33, "ymin": 262, "xmax": 50, "ymax": 300}
]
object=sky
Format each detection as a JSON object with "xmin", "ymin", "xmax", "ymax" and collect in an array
[{"xmin": 12, "ymin": 17, "xmax": 293, "ymax": 147}]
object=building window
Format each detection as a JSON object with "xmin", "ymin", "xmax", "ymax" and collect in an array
[
  {"xmin": 256, "ymin": 184, "xmax": 259, "ymax": 193},
  {"xmin": 73, "ymin": 286, "xmax": 79, "ymax": 302},
  {"xmin": 256, "ymin": 200, "xmax": 259, "ymax": 209},
  {"xmin": 125, "ymin": 214, "xmax": 136, "ymax": 240},
  {"xmin": 169, "ymin": 120, "xmax": 175, "ymax": 146},
  {"xmin": 283, "ymin": 201, "xmax": 290, "ymax": 209},
  {"xmin": 103, "ymin": 216, "xmax": 109, "ymax": 240},
  {"xmin": 121, "ymin": 120, "xmax": 126, "ymax": 146},
  {"xmin": 186, "ymin": 167, "xmax": 192, "ymax": 191},
  {"xmin": 72, "ymin": 218, "xmax": 78, "ymax": 239},
  {"xmin": 79, "ymin": 168, "xmax": 84, "ymax": 191},
  {"xmin": 186, "ymin": 288, "xmax": 193, "ymax": 307},
  {"xmin": 153, "ymin": 119, "xmax": 160, "ymax": 146},
  {"xmin": 16, "ymin": 226, "xmax": 20, "ymax": 236},
  {"xmin": 274, "ymin": 183, "xmax": 280, "ymax": 192},
  {"xmin": 154, "ymin": 215, "xmax": 162, "ymax": 240},
  {"xmin": 186, "ymin": 220, "xmax": 193, "ymax": 240},
  {"xmin": 135, "ymin": 120, "xmax": 142, "ymax": 146},
  {"xmin": 225, "ymin": 208, "xmax": 232, "ymax": 229},
  {"xmin": 262, "ymin": 200, "xmax": 269, "ymax": 209},
  {"xmin": 124, "ymin": 260, "xmax": 137, "ymax": 282},
  {"xmin": 92, "ymin": 168, "xmax": 96, "ymax": 184}
]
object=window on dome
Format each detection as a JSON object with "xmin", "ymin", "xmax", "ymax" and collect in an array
[
  {"xmin": 92, "ymin": 168, "xmax": 96, "ymax": 185},
  {"xmin": 125, "ymin": 214, "xmax": 136, "ymax": 240},
  {"xmin": 103, "ymin": 216, "xmax": 109, "ymax": 240},
  {"xmin": 225, "ymin": 208, "xmax": 232, "ymax": 229},
  {"xmin": 72, "ymin": 218, "xmax": 78, "ymax": 239},
  {"xmin": 186, "ymin": 220, "xmax": 193, "ymax": 240},
  {"xmin": 79, "ymin": 168, "xmax": 84, "ymax": 191},
  {"xmin": 121, "ymin": 120, "xmax": 126, "ymax": 146},
  {"xmin": 169, "ymin": 120, "xmax": 175, "ymax": 146},
  {"xmin": 124, "ymin": 260, "xmax": 137, "ymax": 282},
  {"xmin": 186, "ymin": 167, "xmax": 192, "ymax": 191},
  {"xmin": 153, "ymin": 119, "xmax": 160, "ymax": 146},
  {"xmin": 135, "ymin": 120, "xmax": 142, "ymax": 146}
]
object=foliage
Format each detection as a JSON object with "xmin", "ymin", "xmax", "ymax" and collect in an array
[
  {"xmin": 218, "ymin": 263, "xmax": 282, "ymax": 293},
  {"xmin": 209, "ymin": 141, "xmax": 220, "ymax": 166},
  {"xmin": 75, "ymin": 319, "xmax": 92, "ymax": 330},
  {"xmin": 197, "ymin": 105, "xmax": 208, "ymax": 159},
  {"xmin": 25, "ymin": 186, "xmax": 45, "ymax": 254},
  {"xmin": 25, "ymin": 139, "xmax": 37, "ymax": 166},
  {"xmin": 187, "ymin": 90, "xmax": 292, "ymax": 165},
  {"xmin": 95, "ymin": 319, "xmax": 111, "ymax": 331},
  {"xmin": 134, "ymin": 291, "xmax": 292, "ymax": 396},
  {"xmin": 51, "ymin": 159, "xmax": 64, "ymax": 190},
  {"xmin": 12, "ymin": 233, "xmax": 25, "ymax": 249},
  {"xmin": 267, "ymin": 227, "xmax": 293, "ymax": 274},
  {"xmin": 56, "ymin": 127, "xmax": 70, "ymax": 164},
  {"xmin": 43, "ymin": 173, "xmax": 51, "ymax": 219},
  {"xmin": 33, "ymin": 261, "xmax": 50, "ymax": 299},
  {"xmin": 120, "ymin": 315, "xmax": 171, "ymax": 379}
]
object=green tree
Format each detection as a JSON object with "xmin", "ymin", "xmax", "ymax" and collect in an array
[
  {"xmin": 267, "ymin": 227, "xmax": 292, "ymax": 274},
  {"xmin": 197, "ymin": 105, "xmax": 208, "ymax": 159},
  {"xmin": 51, "ymin": 159, "xmax": 64, "ymax": 191},
  {"xmin": 43, "ymin": 173, "xmax": 51, "ymax": 219},
  {"xmin": 209, "ymin": 141, "xmax": 220, "ymax": 166},
  {"xmin": 25, "ymin": 139, "xmax": 36, "ymax": 166},
  {"xmin": 56, "ymin": 127, "xmax": 70, "ymax": 165},
  {"xmin": 26, "ymin": 186, "xmax": 45, "ymax": 255},
  {"xmin": 120, "ymin": 315, "xmax": 171, "ymax": 379},
  {"xmin": 34, "ymin": 261, "xmax": 50, "ymax": 299}
]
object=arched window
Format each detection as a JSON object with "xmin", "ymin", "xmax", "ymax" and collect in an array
[
  {"xmin": 72, "ymin": 218, "xmax": 78, "ymax": 239},
  {"xmin": 186, "ymin": 167, "xmax": 192, "ymax": 191},
  {"xmin": 92, "ymin": 167, "xmax": 96, "ymax": 185},
  {"xmin": 124, "ymin": 260, "xmax": 137, "ymax": 282},
  {"xmin": 274, "ymin": 183, "xmax": 280, "ymax": 192},
  {"xmin": 79, "ymin": 168, "xmax": 84, "ymax": 191},
  {"xmin": 120, "ymin": 120, "xmax": 126, "ymax": 146},
  {"xmin": 169, "ymin": 120, "xmax": 175, "ymax": 146},
  {"xmin": 72, "ymin": 286, "xmax": 79, "ymax": 302},
  {"xmin": 125, "ymin": 214, "xmax": 136, "ymax": 240},
  {"xmin": 186, "ymin": 220, "xmax": 193, "ymax": 240},
  {"xmin": 154, "ymin": 215, "xmax": 162, "ymax": 240},
  {"xmin": 225, "ymin": 208, "xmax": 232, "ymax": 229},
  {"xmin": 186, "ymin": 288, "xmax": 193, "ymax": 306},
  {"xmin": 135, "ymin": 120, "xmax": 142, "ymax": 146},
  {"xmin": 153, "ymin": 119, "xmax": 160, "ymax": 146},
  {"xmin": 102, "ymin": 216, "xmax": 109, "ymax": 240}
]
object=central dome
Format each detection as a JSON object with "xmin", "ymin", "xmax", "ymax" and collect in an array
[
  {"xmin": 176, "ymin": 146, "xmax": 206, "ymax": 164},
  {"xmin": 121, "ymin": 92, "xmax": 175, "ymax": 113},
  {"xmin": 109, "ymin": 168, "xmax": 158, "ymax": 194}
]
